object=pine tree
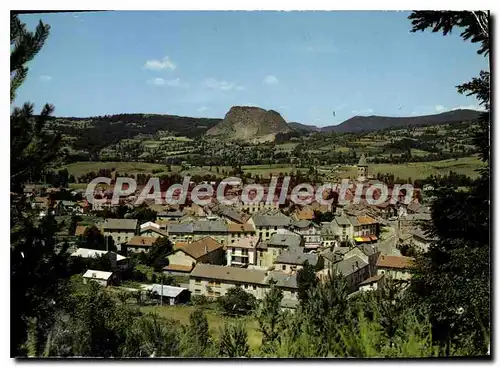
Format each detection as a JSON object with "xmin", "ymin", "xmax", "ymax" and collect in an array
[
  {"xmin": 218, "ymin": 321, "xmax": 250, "ymax": 358},
  {"xmin": 256, "ymin": 282, "xmax": 284, "ymax": 353},
  {"xmin": 407, "ymin": 11, "xmax": 490, "ymax": 355}
]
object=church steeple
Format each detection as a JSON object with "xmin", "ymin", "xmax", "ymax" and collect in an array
[
  {"xmin": 358, "ymin": 153, "xmax": 367, "ymax": 167},
  {"xmin": 357, "ymin": 153, "xmax": 368, "ymax": 182}
]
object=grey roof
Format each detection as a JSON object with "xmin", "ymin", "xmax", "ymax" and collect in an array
[
  {"xmin": 358, "ymin": 244, "xmax": 379, "ymax": 257},
  {"xmin": 158, "ymin": 210, "xmax": 183, "ymax": 218},
  {"xmin": 275, "ymin": 249, "xmax": 318, "ymax": 266},
  {"xmin": 334, "ymin": 247, "xmax": 351, "ymax": 255},
  {"xmin": 267, "ymin": 233, "xmax": 302, "ymax": 249},
  {"xmin": 265, "ymin": 271, "xmax": 298, "ymax": 289},
  {"xmin": 358, "ymin": 153, "xmax": 367, "ymax": 166},
  {"xmin": 292, "ymin": 220, "xmax": 313, "ymax": 229},
  {"xmin": 333, "ymin": 255, "xmax": 368, "ymax": 276},
  {"xmin": 409, "ymin": 227, "xmax": 437, "ymax": 241},
  {"xmin": 335, "ymin": 216, "xmax": 351, "ymax": 226},
  {"xmin": 321, "ymin": 251, "xmax": 343, "ymax": 264},
  {"xmin": 193, "ymin": 220, "xmax": 228, "ymax": 233},
  {"xmin": 102, "ymin": 218, "xmax": 138, "ymax": 231},
  {"xmin": 253, "ymin": 215, "xmax": 291, "ymax": 228},
  {"xmin": 190, "ymin": 263, "xmax": 267, "ymax": 285},
  {"xmin": 146, "ymin": 284, "xmax": 187, "ymax": 298},
  {"xmin": 216, "ymin": 205, "xmax": 247, "ymax": 224},
  {"xmin": 168, "ymin": 223, "xmax": 194, "ymax": 234},
  {"xmin": 348, "ymin": 216, "xmax": 360, "ymax": 227}
]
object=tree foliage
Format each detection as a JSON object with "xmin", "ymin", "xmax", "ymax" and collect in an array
[{"xmin": 217, "ymin": 286, "xmax": 257, "ymax": 316}]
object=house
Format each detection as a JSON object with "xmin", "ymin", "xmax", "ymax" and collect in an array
[
  {"xmin": 143, "ymin": 284, "xmax": 189, "ymax": 305},
  {"xmin": 193, "ymin": 220, "xmax": 228, "ymax": 245},
  {"xmin": 332, "ymin": 214, "xmax": 378, "ymax": 244},
  {"xmin": 71, "ymin": 248, "xmax": 127, "ymax": 269},
  {"xmin": 376, "ymin": 255, "xmax": 415, "ymax": 281},
  {"xmin": 212, "ymin": 204, "xmax": 250, "ymax": 224},
  {"xmin": 290, "ymin": 220, "xmax": 322, "ymax": 249},
  {"xmin": 225, "ymin": 235, "xmax": 259, "ymax": 267},
  {"xmin": 344, "ymin": 244, "xmax": 380, "ymax": 278},
  {"xmin": 164, "ymin": 236, "xmax": 225, "ymax": 275},
  {"xmin": 157, "ymin": 210, "xmax": 184, "ymax": 221},
  {"xmin": 353, "ymin": 216, "xmax": 379, "ymax": 243},
  {"xmin": 227, "ymin": 222, "xmax": 256, "ymax": 244},
  {"xmin": 252, "ymin": 214, "xmax": 292, "ymax": 241},
  {"xmin": 332, "ymin": 215, "xmax": 352, "ymax": 242},
  {"xmin": 266, "ymin": 271, "xmax": 299, "ymax": 301},
  {"xmin": 102, "ymin": 219, "xmax": 138, "ymax": 245},
  {"xmin": 320, "ymin": 221, "xmax": 337, "ymax": 248},
  {"xmin": 292, "ymin": 206, "xmax": 315, "ymax": 221},
  {"xmin": 82, "ymin": 269, "xmax": 113, "ymax": 287},
  {"xmin": 167, "ymin": 223, "xmax": 194, "ymax": 243},
  {"xmin": 321, "ymin": 250, "xmax": 344, "ymax": 269},
  {"xmin": 407, "ymin": 227, "xmax": 437, "ymax": 252},
  {"xmin": 273, "ymin": 249, "xmax": 318, "ymax": 274},
  {"xmin": 359, "ymin": 274, "xmax": 385, "ymax": 292},
  {"xmin": 139, "ymin": 225, "xmax": 169, "ymax": 238},
  {"xmin": 189, "ymin": 263, "xmax": 298, "ymax": 301},
  {"xmin": 317, "ymin": 255, "xmax": 370, "ymax": 292},
  {"xmin": 189, "ymin": 263, "xmax": 269, "ymax": 299},
  {"xmin": 126, "ymin": 236, "xmax": 156, "ymax": 253},
  {"xmin": 256, "ymin": 233, "xmax": 302, "ymax": 268}
]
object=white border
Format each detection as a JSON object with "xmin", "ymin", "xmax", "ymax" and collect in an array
[{"xmin": 2, "ymin": 2, "xmax": 497, "ymax": 368}]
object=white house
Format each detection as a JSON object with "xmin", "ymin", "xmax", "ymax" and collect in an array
[{"xmin": 82, "ymin": 269, "xmax": 113, "ymax": 287}]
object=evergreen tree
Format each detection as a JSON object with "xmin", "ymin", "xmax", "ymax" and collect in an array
[
  {"xmin": 256, "ymin": 281, "xmax": 284, "ymax": 353},
  {"xmin": 296, "ymin": 260, "xmax": 318, "ymax": 305},
  {"xmin": 407, "ymin": 10, "xmax": 490, "ymax": 355},
  {"xmin": 218, "ymin": 321, "xmax": 250, "ymax": 358},
  {"xmin": 10, "ymin": 13, "xmax": 70, "ymax": 356}
]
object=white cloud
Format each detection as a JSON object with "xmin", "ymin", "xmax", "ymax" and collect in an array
[
  {"xmin": 39, "ymin": 75, "xmax": 52, "ymax": 82},
  {"xmin": 435, "ymin": 105, "xmax": 446, "ymax": 112},
  {"xmin": 203, "ymin": 78, "xmax": 244, "ymax": 91},
  {"xmin": 165, "ymin": 78, "xmax": 190, "ymax": 88},
  {"xmin": 148, "ymin": 77, "xmax": 165, "ymax": 86},
  {"xmin": 144, "ymin": 56, "xmax": 176, "ymax": 71},
  {"xmin": 279, "ymin": 105, "xmax": 288, "ymax": 109},
  {"xmin": 263, "ymin": 75, "xmax": 279, "ymax": 85},
  {"xmin": 197, "ymin": 106, "xmax": 209, "ymax": 112}
]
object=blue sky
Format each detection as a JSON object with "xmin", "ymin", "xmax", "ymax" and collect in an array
[{"xmin": 15, "ymin": 11, "xmax": 488, "ymax": 126}]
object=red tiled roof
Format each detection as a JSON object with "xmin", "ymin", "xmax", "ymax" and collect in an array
[
  {"xmin": 377, "ymin": 255, "xmax": 414, "ymax": 270},
  {"xmin": 163, "ymin": 264, "xmax": 193, "ymax": 273},
  {"xmin": 126, "ymin": 236, "xmax": 156, "ymax": 247}
]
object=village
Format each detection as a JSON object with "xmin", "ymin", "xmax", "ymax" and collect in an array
[{"xmin": 22, "ymin": 154, "xmax": 434, "ymax": 310}]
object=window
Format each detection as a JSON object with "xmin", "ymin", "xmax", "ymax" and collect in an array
[
  {"xmin": 117, "ymin": 236, "xmax": 121, "ymax": 241},
  {"xmin": 232, "ymin": 248, "xmax": 235, "ymax": 254},
  {"xmin": 195, "ymin": 278, "xmax": 201, "ymax": 285},
  {"xmin": 274, "ymin": 226, "xmax": 277, "ymax": 230},
  {"xmin": 195, "ymin": 289, "xmax": 201, "ymax": 294},
  {"xmin": 215, "ymin": 291, "xmax": 221, "ymax": 297},
  {"xmin": 282, "ymin": 265, "xmax": 286, "ymax": 271},
  {"xmin": 252, "ymin": 285, "xmax": 256, "ymax": 290}
]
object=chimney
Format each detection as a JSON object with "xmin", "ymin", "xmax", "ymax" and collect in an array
[{"xmin": 355, "ymin": 261, "xmax": 359, "ymax": 268}]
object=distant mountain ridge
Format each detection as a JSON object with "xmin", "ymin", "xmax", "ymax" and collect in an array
[
  {"xmin": 206, "ymin": 106, "xmax": 292, "ymax": 142},
  {"xmin": 319, "ymin": 109, "xmax": 481, "ymax": 133}
]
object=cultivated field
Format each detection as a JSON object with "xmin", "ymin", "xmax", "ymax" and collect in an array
[{"xmin": 64, "ymin": 155, "xmax": 484, "ymax": 182}]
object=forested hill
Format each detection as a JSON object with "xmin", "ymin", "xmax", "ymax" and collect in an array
[
  {"xmin": 321, "ymin": 109, "xmax": 481, "ymax": 133},
  {"xmin": 46, "ymin": 113, "xmax": 222, "ymax": 158}
]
